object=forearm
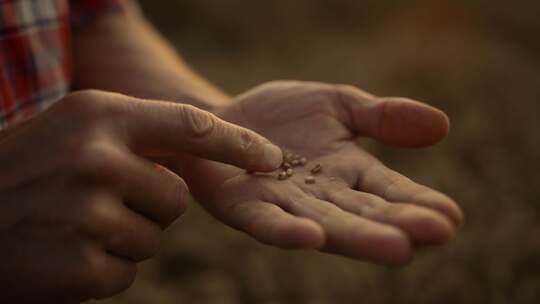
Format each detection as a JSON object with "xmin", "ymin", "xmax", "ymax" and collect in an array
[{"xmin": 71, "ymin": 3, "xmax": 230, "ymax": 112}]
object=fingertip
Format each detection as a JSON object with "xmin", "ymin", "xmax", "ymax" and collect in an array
[
  {"xmin": 427, "ymin": 213, "xmax": 456, "ymax": 245},
  {"xmin": 374, "ymin": 98, "xmax": 450, "ymax": 147},
  {"xmin": 351, "ymin": 226, "xmax": 413, "ymax": 266},
  {"xmin": 441, "ymin": 109, "xmax": 451, "ymax": 135},
  {"xmin": 394, "ymin": 205, "xmax": 456, "ymax": 246},
  {"xmin": 379, "ymin": 230, "xmax": 413, "ymax": 266},
  {"xmin": 296, "ymin": 218, "xmax": 326, "ymax": 249},
  {"xmin": 276, "ymin": 218, "xmax": 326, "ymax": 249},
  {"xmin": 377, "ymin": 228, "xmax": 414, "ymax": 266},
  {"xmin": 450, "ymin": 203, "xmax": 465, "ymax": 228},
  {"xmin": 429, "ymin": 107, "xmax": 450, "ymax": 142},
  {"xmin": 414, "ymin": 191, "xmax": 465, "ymax": 228},
  {"xmin": 261, "ymin": 143, "xmax": 284, "ymax": 171}
]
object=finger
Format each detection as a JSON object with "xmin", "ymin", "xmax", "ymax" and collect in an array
[
  {"xmin": 0, "ymin": 222, "xmax": 88, "ymax": 302},
  {"xmin": 279, "ymin": 195, "xmax": 413, "ymax": 265},
  {"xmin": 124, "ymin": 163, "xmax": 188, "ymax": 228},
  {"xmin": 74, "ymin": 245, "xmax": 137, "ymax": 301},
  {"xmin": 77, "ymin": 193, "xmax": 162, "ymax": 262},
  {"xmin": 324, "ymin": 187, "xmax": 455, "ymax": 246},
  {"xmin": 102, "ymin": 92, "xmax": 283, "ymax": 171},
  {"xmin": 359, "ymin": 163, "xmax": 464, "ymax": 226},
  {"xmin": 77, "ymin": 143, "xmax": 188, "ymax": 228},
  {"xmin": 2, "ymin": 176, "xmax": 163, "ymax": 262},
  {"xmin": 217, "ymin": 200, "xmax": 325, "ymax": 249},
  {"xmin": 334, "ymin": 84, "xmax": 450, "ymax": 147},
  {"xmin": 1, "ymin": 236, "xmax": 136, "ymax": 303}
]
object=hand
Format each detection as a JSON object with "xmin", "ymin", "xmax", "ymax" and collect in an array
[
  {"xmin": 174, "ymin": 81, "xmax": 464, "ymax": 265},
  {"xmin": 0, "ymin": 90, "xmax": 282, "ymax": 303}
]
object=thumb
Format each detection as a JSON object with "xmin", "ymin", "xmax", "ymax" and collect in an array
[
  {"xmin": 335, "ymin": 85, "xmax": 450, "ymax": 147},
  {"xmin": 107, "ymin": 93, "xmax": 283, "ymax": 172}
]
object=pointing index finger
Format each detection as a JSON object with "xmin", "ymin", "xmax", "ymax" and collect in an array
[{"xmin": 106, "ymin": 93, "xmax": 283, "ymax": 172}]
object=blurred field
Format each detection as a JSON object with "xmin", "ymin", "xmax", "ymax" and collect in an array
[{"xmin": 95, "ymin": 0, "xmax": 540, "ymax": 303}]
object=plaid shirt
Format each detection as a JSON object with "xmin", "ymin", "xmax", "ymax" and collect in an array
[{"xmin": 0, "ymin": 0, "xmax": 127, "ymax": 128}]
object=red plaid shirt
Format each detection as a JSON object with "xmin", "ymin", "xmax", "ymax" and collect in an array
[{"xmin": 0, "ymin": 0, "xmax": 128, "ymax": 128}]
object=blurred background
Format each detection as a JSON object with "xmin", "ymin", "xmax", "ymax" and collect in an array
[{"xmin": 95, "ymin": 0, "xmax": 540, "ymax": 303}]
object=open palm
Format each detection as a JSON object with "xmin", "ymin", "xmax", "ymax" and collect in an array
[{"xmin": 176, "ymin": 81, "xmax": 463, "ymax": 265}]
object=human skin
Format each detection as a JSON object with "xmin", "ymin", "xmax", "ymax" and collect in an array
[
  {"xmin": 0, "ymin": 91, "xmax": 282, "ymax": 303},
  {"xmin": 164, "ymin": 81, "xmax": 463, "ymax": 265},
  {"xmin": 67, "ymin": 2, "xmax": 463, "ymax": 297}
]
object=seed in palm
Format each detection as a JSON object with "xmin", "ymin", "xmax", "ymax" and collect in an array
[
  {"xmin": 282, "ymin": 162, "xmax": 292, "ymax": 169},
  {"xmin": 286, "ymin": 168, "xmax": 293, "ymax": 177},
  {"xmin": 311, "ymin": 164, "xmax": 322, "ymax": 174},
  {"xmin": 305, "ymin": 175, "xmax": 316, "ymax": 184},
  {"xmin": 277, "ymin": 149, "xmax": 313, "ymax": 180},
  {"xmin": 284, "ymin": 151, "xmax": 293, "ymax": 161}
]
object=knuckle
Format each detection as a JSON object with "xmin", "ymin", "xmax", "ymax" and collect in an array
[
  {"xmin": 76, "ymin": 191, "xmax": 115, "ymax": 230},
  {"xmin": 75, "ymin": 246, "xmax": 105, "ymax": 295},
  {"xmin": 84, "ymin": 191, "xmax": 114, "ymax": 218},
  {"xmin": 68, "ymin": 89, "xmax": 106, "ymax": 103},
  {"xmin": 178, "ymin": 105, "xmax": 216, "ymax": 138},
  {"xmin": 73, "ymin": 143, "xmax": 121, "ymax": 179},
  {"xmin": 54, "ymin": 90, "xmax": 124, "ymax": 132},
  {"xmin": 43, "ymin": 91, "xmax": 107, "ymax": 139},
  {"xmin": 333, "ymin": 83, "xmax": 356, "ymax": 92},
  {"xmin": 56, "ymin": 90, "xmax": 109, "ymax": 120},
  {"xmin": 331, "ymin": 84, "xmax": 352, "ymax": 101},
  {"xmin": 332, "ymin": 83, "xmax": 368, "ymax": 100}
]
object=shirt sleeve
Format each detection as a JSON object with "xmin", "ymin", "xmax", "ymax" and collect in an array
[{"xmin": 69, "ymin": 0, "xmax": 134, "ymax": 28}]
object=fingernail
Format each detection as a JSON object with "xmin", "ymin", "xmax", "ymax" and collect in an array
[{"xmin": 262, "ymin": 143, "xmax": 283, "ymax": 169}]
